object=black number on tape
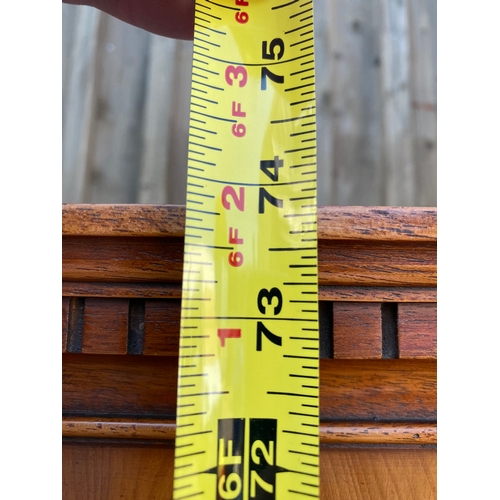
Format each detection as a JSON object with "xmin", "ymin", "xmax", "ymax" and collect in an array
[{"xmin": 256, "ymin": 322, "xmax": 282, "ymax": 351}]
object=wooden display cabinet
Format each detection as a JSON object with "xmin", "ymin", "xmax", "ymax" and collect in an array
[{"xmin": 62, "ymin": 204, "xmax": 437, "ymax": 499}]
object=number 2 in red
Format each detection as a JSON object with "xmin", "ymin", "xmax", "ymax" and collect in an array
[{"xmin": 222, "ymin": 186, "xmax": 245, "ymax": 211}]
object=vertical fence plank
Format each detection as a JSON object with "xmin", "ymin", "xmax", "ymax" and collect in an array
[
  {"xmin": 84, "ymin": 15, "xmax": 150, "ymax": 203},
  {"xmin": 380, "ymin": 0, "xmax": 414, "ymax": 205},
  {"xmin": 62, "ymin": 5, "xmax": 100, "ymax": 203},
  {"xmin": 408, "ymin": 0, "xmax": 437, "ymax": 206},
  {"xmin": 314, "ymin": 0, "xmax": 336, "ymax": 206},
  {"xmin": 137, "ymin": 36, "xmax": 179, "ymax": 203},
  {"xmin": 165, "ymin": 40, "xmax": 193, "ymax": 205},
  {"xmin": 327, "ymin": 0, "xmax": 386, "ymax": 205}
]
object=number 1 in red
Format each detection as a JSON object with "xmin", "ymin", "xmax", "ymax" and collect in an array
[{"xmin": 217, "ymin": 328, "xmax": 241, "ymax": 347}]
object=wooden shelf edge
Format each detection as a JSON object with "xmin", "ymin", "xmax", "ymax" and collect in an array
[
  {"xmin": 62, "ymin": 418, "xmax": 436, "ymax": 445},
  {"xmin": 62, "ymin": 204, "xmax": 436, "ymax": 242}
]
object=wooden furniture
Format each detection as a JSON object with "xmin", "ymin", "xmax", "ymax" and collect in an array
[{"xmin": 62, "ymin": 204, "xmax": 437, "ymax": 499}]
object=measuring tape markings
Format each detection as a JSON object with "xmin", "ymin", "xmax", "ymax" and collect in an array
[{"xmin": 175, "ymin": 0, "xmax": 319, "ymax": 499}]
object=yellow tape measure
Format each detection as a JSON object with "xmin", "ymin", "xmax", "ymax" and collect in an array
[{"xmin": 174, "ymin": 0, "xmax": 319, "ymax": 498}]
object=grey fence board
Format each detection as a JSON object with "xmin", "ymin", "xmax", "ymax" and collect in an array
[
  {"xmin": 62, "ymin": 6, "xmax": 100, "ymax": 202},
  {"xmin": 137, "ymin": 36, "xmax": 178, "ymax": 204},
  {"xmin": 409, "ymin": 0, "xmax": 437, "ymax": 206},
  {"xmin": 62, "ymin": 1, "xmax": 436, "ymax": 207},
  {"xmin": 84, "ymin": 14, "xmax": 150, "ymax": 203},
  {"xmin": 381, "ymin": 0, "xmax": 414, "ymax": 205}
]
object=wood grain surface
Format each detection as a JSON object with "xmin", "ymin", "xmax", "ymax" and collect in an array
[
  {"xmin": 62, "ymin": 237, "xmax": 435, "ymax": 287},
  {"xmin": 61, "ymin": 204, "xmax": 437, "ymax": 499},
  {"xmin": 82, "ymin": 298, "xmax": 129, "ymax": 355},
  {"xmin": 63, "ymin": 205, "xmax": 436, "ymax": 241},
  {"xmin": 319, "ymin": 359, "xmax": 436, "ymax": 421},
  {"xmin": 62, "ymin": 442, "xmax": 436, "ymax": 500},
  {"xmin": 333, "ymin": 303, "xmax": 382, "ymax": 359},
  {"xmin": 62, "ymin": 206, "xmax": 437, "ymax": 299},
  {"xmin": 63, "ymin": 442, "xmax": 175, "ymax": 500},
  {"xmin": 62, "ymin": 297, "xmax": 437, "ymax": 359},
  {"xmin": 62, "ymin": 204, "xmax": 187, "ymax": 237},
  {"xmin": 62, "ymin": 355, "xmax": 436, "ymax": 422},
  {"xmin": 62, "ymin": 417, "xmax": 436, "ymax": 445},
  {"xmin": 398, "ymin": 303, "xmax": 437, "ymax": 358},
  {"xmin": 320, "ymin": 447, "xmax": 436, "ymax": 500},
  {"xmin": 143, "ymin": 300, "xmax": 181, "ymax": 356},
  {"xmin": 63, "ymin": 281, "xmax": 437, "ymax": 302}
]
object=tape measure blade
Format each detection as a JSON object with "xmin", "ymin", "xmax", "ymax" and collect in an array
[{"xmin": 175, "ymin": 1, "xmax": 319, "ymax": 498}]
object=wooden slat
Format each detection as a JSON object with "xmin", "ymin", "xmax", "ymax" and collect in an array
[
  {"xmin": 62, "ymin": 442, "xmax": 175, "ymax": 500},
  {"xmin": 320, "ymin": 359, "xmax": 436, "ymax": 421},
  {"xmin": 64, "ymin": 297, "xmax": 437, "ymax": 358},
  {"xmin": 62, "ymin": 208, "xmax": 437, "ymax": 312},
  {"xmin": 62, "ymin": 417, "xmax": 436, "ymax": 445},
  {"xmin": 63, "ymin": 236, "xmax": 184, "ymax": 283},
  {"xmin": 321, "ymin": 421, "xmax": 436, "ymax": 445},
  {"xmin": 62, "ymin": 355, "xmax": 436, "ymax": 422},
  {"xmin": 333, "ymin": 303, "xmax": 382, "ymax": 359},
  {"xmin": 320, "ymin": 447, "xmax": 436, "ymax": 500},
  {"xmin": 320, "ymin": 240, "xmax": 436, "ymax": 287},
  {"xmin": 62, "ymin": 442, "xmax": 436, "ymax": 500},
  {"xmin": 319, "ymin": 286, "xmax": 436, "ymax": 302},
  {"xmin": 63, "ymin": 417, "xmax": 177, "ymax": 441},
  {"xmin": 63, "ymin": 237, "xmax": 435, "ymax": 287},
  {"xmin": 82, "ymin": 298, "xmax": 129, "ymax": 355},
  {"xmin": 318, "ymin": 206, "xmax": 436, "ymax": 242},
  {"xmin": 398, "ymin": 303, "xmax": 437, "ymax": 359},
  {"xmin": 143, "ymin": 300, "xmax": 180, "ymax": 356},
  {"xmin": 62, "ymin": 204, "xmax": 186, "ymax": 238},
  {"xmin": 63, "ymin": 354, "xmax": 178, "ymax": 417},
  {"xmin": 63, "ymin": 282, "xmax": 182, "ymax": 299},
  {"xmin": 63, "ymin": 205, "xmax": 436, "ymax": 241},
  {"xmin": 63, "ymin": 282, "xmax": 437, "ymax": 302}
]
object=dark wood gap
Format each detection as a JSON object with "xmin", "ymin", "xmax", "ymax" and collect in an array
[
  {"xmin": 381, "ymin": 303, "xmax": 399, "ymax": 359},
  {"xmin": 66, "ymin": 297, "xmax": 85, "ymax": 353},
  {"xmin": 128, "ymin": 299, "xmax": 145, "ymax": 355},
  {"xmin": 319, "ymin": 301, "xmax": 333, "ymax": 358}
]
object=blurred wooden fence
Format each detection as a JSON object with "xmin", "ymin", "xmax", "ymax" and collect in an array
[{"xmin": 62, "ymin": 0, "xmax": 436, "ymax": 206}]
